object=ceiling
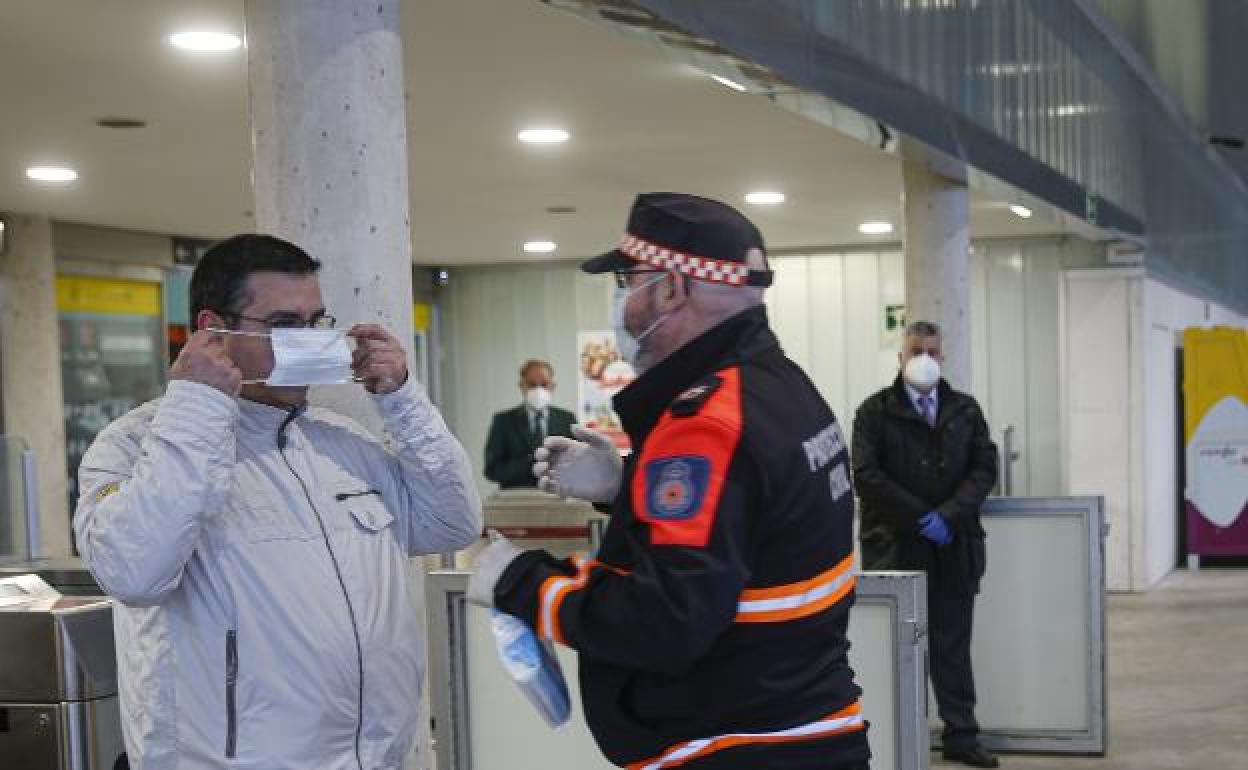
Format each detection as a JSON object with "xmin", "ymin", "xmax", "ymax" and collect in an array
[{"xmin": 0, "ymin": 0, "xmax": 1068, "ymax": 266}]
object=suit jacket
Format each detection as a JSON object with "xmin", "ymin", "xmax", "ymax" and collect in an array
[
  {"xmin": 484, "ymin": 404, "xmax": 577, "ymax": 488},
  {"xmin": 851, "ymin": 376, "xmax": 998, "ymax": 592}
]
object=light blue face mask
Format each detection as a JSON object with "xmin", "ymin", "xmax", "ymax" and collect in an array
[{"xmin": 613, "ymin": 274, "xmax": 670, "ymax": 367}]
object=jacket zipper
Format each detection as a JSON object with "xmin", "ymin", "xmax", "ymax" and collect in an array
[
  {"xmin": 225, "ymin": 630, "xmax": 238, "ymax": 758},
  {"xmin": 277, "ymin": 412, "xmax": 365, "ymax": 770}
]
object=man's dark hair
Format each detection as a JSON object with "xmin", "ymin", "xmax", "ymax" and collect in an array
[{"xmin": 189, "ymin": 234, "xmax": 321, "ymax": 330}]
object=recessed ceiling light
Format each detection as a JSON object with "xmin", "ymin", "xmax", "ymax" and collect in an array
[
  {"xmin": 710, "ymin": 74, "xmax": 747, "ymax": 93},
  {"xmin": 858, "ymin": 221, "xmax": 894, "ymax": 235},
  {"xmin": 517, "ymin": 128, "xmax": 570, "ymax": 144},
  {"xmin": 744, "ymin": 191, "xmax": 785, "ymax": 205},
  {"xmin": 523, "ymin": 240, "xmax": 557, "ymax": 254},
  {"xmin": 1008, "ymin": 204, "xmax": 1033, "ymax": 219},
  {"xmin": 169, "ymin": 31, "xmax": 242, "ymax": 53},
  {"xmin": 26, "ymin": 166, "xmax": 78, "ymax": 183}
]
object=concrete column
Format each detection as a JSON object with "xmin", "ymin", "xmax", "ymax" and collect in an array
[
  {"xmin": 243, "ymin": 4, "xmax": 430, "ymax": 769},
  {"xmin": 0, "ymin": 213, "xmax": 71, "ymax": 557},
  {"xmin": 245, "ymin": 0, "xmax": 415, "ymax": 436},
  {"xmin": 900, "ymin": 139, "xmax": 972, "ymax": 389}
]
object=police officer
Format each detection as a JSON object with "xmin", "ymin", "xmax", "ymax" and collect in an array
[
  {"xmin": 852, "ymin": 320, "xmax": 999, "ymax": 768},
  {"xmin": 468, "ymin": 193, "xmax": 869, "ymax": 770}
]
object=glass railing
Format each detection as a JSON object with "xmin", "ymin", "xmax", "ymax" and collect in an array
[{"xmin": 0, "ymin": 434, "xmax": 36, "ymax": 565}]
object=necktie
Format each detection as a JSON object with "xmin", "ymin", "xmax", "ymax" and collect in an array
[
  {"xmin": 919, "ymin": 395, "xmax": 935, "ymax": 427},
  {"xmin": 536, "ymin": 411, "xmax": 546, "ymax": 441}
]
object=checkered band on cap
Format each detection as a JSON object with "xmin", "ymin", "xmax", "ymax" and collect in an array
[{"xmin": 618, "ymin": 234, "xmax": 752, "ymax": 286}]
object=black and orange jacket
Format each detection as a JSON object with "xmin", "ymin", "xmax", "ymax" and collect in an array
[{"xmin": 496, "ymin": 306, "xmax": 869, "ymax": 769}]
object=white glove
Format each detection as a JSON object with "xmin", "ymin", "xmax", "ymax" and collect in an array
[
  {"xmin": 532, "ymin": 424, "xmax": 623, "ymax": 503},
  {"xmin": 466, "ymin": 530, "xmax": 523, "ymax": 608}
]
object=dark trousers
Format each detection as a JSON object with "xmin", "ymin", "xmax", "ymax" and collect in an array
[{"xmin": 928, "ymin": 583, "xmax": 980, "ymax": 750}]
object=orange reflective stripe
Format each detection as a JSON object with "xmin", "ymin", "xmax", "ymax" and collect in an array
[
  {"xmin": 538, "ymin": 556, "xmax": 630, "ymax": 645},
  {"xmin": 626, "ymin": 701, "xmax": 865, "ymax": 770},
  {"xmin": 738, "ymin": 555, "xmax": 855, "ymax": 601},
  {"xmin": 734, "ymin": 554, "xmax": 856, "ymax": 624}
]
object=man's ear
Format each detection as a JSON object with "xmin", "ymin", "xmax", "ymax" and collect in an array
[{"xmin": 664, "ymin": 270, "xmax": 691, "ymax": 304}]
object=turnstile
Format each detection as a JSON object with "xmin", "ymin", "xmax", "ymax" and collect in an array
[
  {"xmin": 0, "ymin": 557, "xmax": 103, "ymax": 596},
  {"xmin": 0, "ymin": 575, "xmax": 125, "ymax": 769},
  {"xmin": 427, "ymin": 570, "xmax": 929, "ymax": 770}
]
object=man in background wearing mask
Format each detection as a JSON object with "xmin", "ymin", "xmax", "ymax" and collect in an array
[
  {"xmin": 74, "ymin": 234, "xmax": 482, "ymax": 769},
  {"xmin": 467, "ymin": 193, "xmax": 870, "ymax": 770},
  {"xmin": 484, "ymin": 359, "xmax": 576, "ymax": 488},
  {"xmin": 852, "ymin": 320, "xmax": 999, "ymax": 768}
]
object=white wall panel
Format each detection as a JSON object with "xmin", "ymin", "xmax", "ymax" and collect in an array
[
  {"xmin": 1022, "ymin": 243, "xmax": 1065, "ymax": 495},
  {"xmin": 1144, "ymin": 321, "xmax": 1177, "ymax": 588},
  {"xmin": 439, "ymin": 263, "xmax": 610, "ymax": 493},
  {"xmin": 844, "ymin": 250, "xmax": 890, "ymax": 425},
  {"xmin": 983, "ymin": 247, "xmax": 1029, "ymax": 493},
  {"xmin": 808, "ymin": 257, "xmax": 849, "ymax": 422},
  {"xmin": 1062, "ymin": 272, "xmax": 1134, "ymax": 591}
]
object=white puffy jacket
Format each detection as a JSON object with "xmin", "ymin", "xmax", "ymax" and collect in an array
[{"xmin": 73, "ymin": 377, "xmax": 482, "ymax": 770}]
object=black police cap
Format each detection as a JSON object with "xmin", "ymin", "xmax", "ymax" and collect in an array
[{"xmin": 581, "ymin": 192, "xmax": 773, "ymax": 288}]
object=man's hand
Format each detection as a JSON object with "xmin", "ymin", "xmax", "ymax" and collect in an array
[
  {"xmin": 348, "ymin": 324, "xmax": 409, "ymax": 395},
  {"xmin": 170, "ymin": 331, "xmax": 242, "ymax": 396},
  {"xmin": 918, "ymin": 512, "xmax": 953, "ymax": 546},
  {"xmin": 466, "ymin": 530, "xmax": 523, "ymax": 608},
  {"xmin": 533, "ymin": 425, "xmax": 623, "ymax": 503}
]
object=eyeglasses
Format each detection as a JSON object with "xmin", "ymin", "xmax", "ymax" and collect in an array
[
  {"xmin": 612, "ymin": 269, "xmax": 668, "ymax": 289},
  {"xmin": 220, "ymin": 311, "xmax": 337, "ymax": 330}
]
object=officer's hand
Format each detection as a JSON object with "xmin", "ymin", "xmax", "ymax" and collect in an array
[
  {"xmin": 918, "ymin": 512, "xmax": 954, "ymax": 546},
  {"xmin": 348, "ymin": 324, "xmax": 409, "ymax": 395},
  {"xmin": 533, "ymin": 425, "xmax": 622, "ymax": 503},
  {"xmin": 466, "ymin": 530, "xmax": 523, "ymax": 608},
  {"xmin": 170, "ymin": 331, "xmax": 243, "ymax": 396}
]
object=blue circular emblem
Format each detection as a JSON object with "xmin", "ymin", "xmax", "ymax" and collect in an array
[{"xmin": 655, "ymin": 461, "xmax": 693, "ymax": 516}]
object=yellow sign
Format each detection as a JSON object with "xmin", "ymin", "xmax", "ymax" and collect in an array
[
  {"xmin": 57, "ymin": 275, "xmax": 162, "ymax": 317},
  {"xmin": 1184, "ymin": 327, "xmax": 1248, "ymax": 443},
  {"xmin": 413, "ymin": 302, "xmax": 431, "ymax": 332}
]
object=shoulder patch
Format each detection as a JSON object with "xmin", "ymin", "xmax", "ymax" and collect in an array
[
  {"xmin": 94, "ymin": 482, "xmax": 121, "ymax": 502},
  {"xmin": 644, "ymin": 456, "xmax": 710, "ymax": 520},
  {"xmin": 670, "ymin": 375, "xmax": 724, "ymax": 417}
]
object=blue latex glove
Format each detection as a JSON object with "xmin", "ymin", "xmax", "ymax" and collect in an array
[{"xmin": 918, "ymin": 512, "xmax": 953, "ymax": 546}]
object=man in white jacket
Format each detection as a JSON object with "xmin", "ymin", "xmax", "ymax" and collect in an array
[{"xmin": 73, "ymin": 234, "xmax": 482, "ymax": 770}]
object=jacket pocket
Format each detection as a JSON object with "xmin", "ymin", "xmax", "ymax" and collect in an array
[
  {"xmin": 225, "ymin": 630, "xmax": 238, "ymax": 759},
  {"xmin": 338, "ymin": 489, "xmax": 395, "ymax": 534}
]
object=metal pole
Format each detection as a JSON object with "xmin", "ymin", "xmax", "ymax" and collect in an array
[
  {"xmin": 1000, "ymin": 425, "xmax": 1021, "ymax": 496},
  {"xmin": 22, "ymin": 448, "xmax": 41, "ymax": 559},
  {"xmin": 588, "ymin": 518, "xmax": 606, "ymax": 555}
]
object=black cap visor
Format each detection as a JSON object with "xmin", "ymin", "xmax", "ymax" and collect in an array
[{"xmin": 580, "ymin": 249, "xmax": 636, "ymax": 274}]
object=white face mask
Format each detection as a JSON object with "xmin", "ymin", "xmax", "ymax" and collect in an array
[
  {"xmin": 613, "ymin": 275, "xmax": 669, "ymax": 368},
  {"xmin": 903, "ymin": 353, "xmax": 941, "ymax": 390},
  {"xmin": 265, "ymin": 329, "xmax": 354, "ymax": 386},
  {"xmin": 525, "ymin": 386, "xmax": 552, "ymax": 411}
]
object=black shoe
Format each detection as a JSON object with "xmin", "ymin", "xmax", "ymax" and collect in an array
[{"xmin": 942, "ymin": 745, "xmax": 1000, "ymax": 768}]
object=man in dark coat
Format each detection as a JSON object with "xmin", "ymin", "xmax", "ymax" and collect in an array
[
  {"xmin": 852, "ymin": 320, "xmax": 1000, "ymax": 768},
  {"xmin": 484, "ymin": 359, "xmax": 576, "ymax": 488}
]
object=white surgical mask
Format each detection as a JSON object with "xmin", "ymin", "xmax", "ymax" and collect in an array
[
  {"xmin": 613, "ymin": 275, "xmax": 669, "ymax": 367},
  {"xmin": 211, "ymin": 327, "xmax": 354, "ymax": 386},
  {"xmin": 903, "ymin": 353, "xmax": 941, "ymax": 390},
  {"xmin": 525, "ymin": 386, "xmax": 552, "ymax": 411},
  {"xmin": 266, "ymin": 329, "xmax": 353, "ymax": 386}
]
